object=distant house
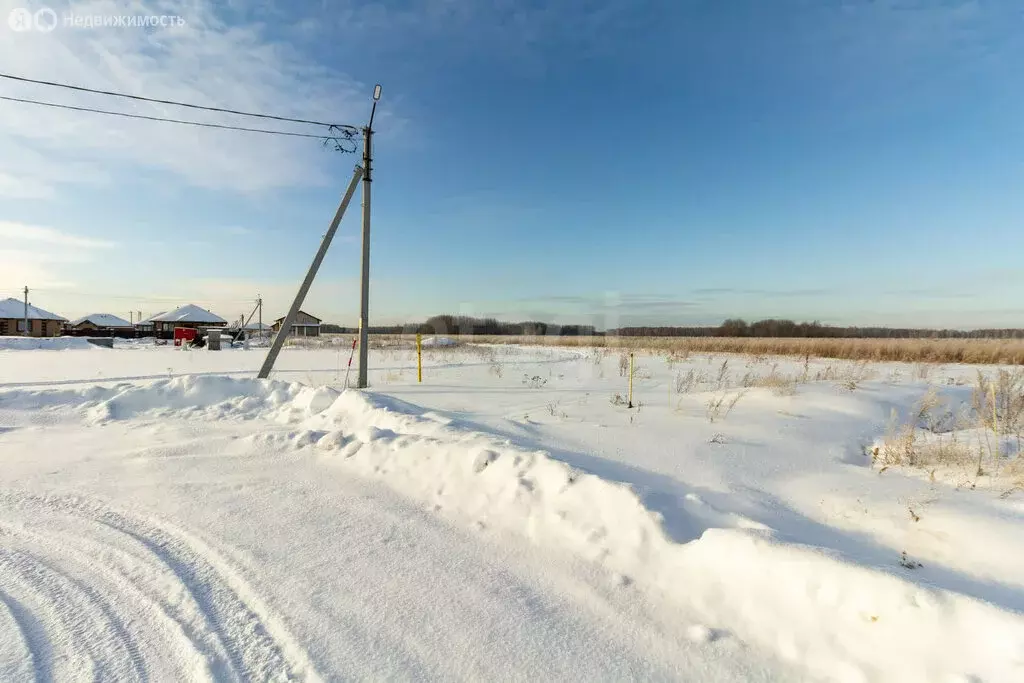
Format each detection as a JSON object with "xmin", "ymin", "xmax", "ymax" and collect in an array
[
  {"xmin": 148, "ymin": 304, "xmax": 228, "ymax": 338},
  {"xmin": 134, "ymin": 312, "xmax": 165, "ymax": 335},
  {"xmin": 0, "ymin": 298, "xmax": 66, "ymax": 337},
  {"xmin": 66, "ymin": 313, "xmax": 134, "ymax": 337},
  {"xmin": 226, "ymin": 320, "xmax": 272, "ymax": 340},
  {"xmin": 272, "ymin": 311, "xmax": 322, "ymax": 337}
]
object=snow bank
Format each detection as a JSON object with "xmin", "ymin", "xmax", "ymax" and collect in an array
[
  {"xmin": 3, "ymin": 376, "xmax": 1023, "ymax": 679},
  {"xmin": 0, "ymin": 376, "xmax": 338, "ymax": 425},
  {"xmin": 297, "ymin": 392, "xmax": 1024, "ymax": 682},
  {"xmin": 0, "ymin": 337, "xmax": 99, "ymax": 351},
  {"xmin": 265, "ymin": 391, "xmax": 1021, "ymax": 682}
]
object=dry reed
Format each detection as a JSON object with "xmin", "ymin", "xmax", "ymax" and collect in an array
[{"xmin": 430, "ymin": 335, "xmax": 1024, "ymax": 365}]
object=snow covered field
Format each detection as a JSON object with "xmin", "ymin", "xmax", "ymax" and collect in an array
[{"xmin": 2, "ymin": 339, "xmax": 1024, "ymax": 681}]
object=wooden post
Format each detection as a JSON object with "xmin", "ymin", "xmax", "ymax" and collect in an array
[
  {"xmin": 417, "ymin": 333, "xmax": 423, "ymax": 383},
  {"xmin": 628, "ymin": 352, "xmax": 634, "ymax": 408}
]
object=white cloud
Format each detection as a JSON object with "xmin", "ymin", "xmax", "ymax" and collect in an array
[
  {"xmin": 0, "ymin": 220, "xmax": 116, "ymax": 291},
  {"xmin": 0, "ymin": 220, "xmax": 115, "ymax": 248},
  {"xmin": 0, "ymin": 0, "xmax": 372, "ymax": 196},
  {"xmin": 0, "ymin": 172, "xmax": 55, "ymax": 199}
]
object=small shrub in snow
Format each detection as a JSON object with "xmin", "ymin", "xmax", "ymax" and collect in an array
[
  {"xmin": 546, "ymin": 401, "xmax": 567, "ymax": 419},
  {"xmin": 675, "ymin": 369, "xmax": 696, "ymax": 394},
  {"xmin": 706, "ymin": 392, "xmax": 744, "ymax": 422},
  {"xmin": 715, "ymin": 359, "xmax": 730, "ymax": 390},
  {"xmin": 618, "ymin": 352, "xmax": 630, "ymax": 377},
  {"xmin": 753, "ymin": 372, "xmax": 797, "ymax": 396},
  {"xmin": 522, "ymin": 374, "xmax": 547, "ymax": 389},
  {"xmin": 974, "ymin": 369, "xmax": 1024, "ymax": 440},
  {"xmin": 815, "ymin": 364, "xmax": 839, "ymax": 382},
  {"xmin": 874, "ymin": 415, "xmax": 977, "ymax": 470},
  {"xmin": 489, "ymin": 361, "xmax": 504, "ymax": 378},
  {"xmin": 664, "ymin": 349, "xmax": 690, "ymax": 365}
]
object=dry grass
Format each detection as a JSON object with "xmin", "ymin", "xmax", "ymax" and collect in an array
[
  {"xmin": 873, "ymin": 424, "xmax": 977, "ymax": 470},
  {"xmin": 439, "ymin": 335, "xmax": 1024, "ymax": 365},
  {"xmin": 873, "ymin": 370, "xmax": 1024, "ymax": 478},
  {"xmin": 752, "ymin": 372, "xmax": 798, "ymax": 396}
]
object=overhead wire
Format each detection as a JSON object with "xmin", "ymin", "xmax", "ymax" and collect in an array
[
  {"xmin": 0, "ymin": 71, "xmax": 357, "ymax": 132},
  {"xmin": 0, "ymin": 95, "xmax": 342, "ymax": 140}
]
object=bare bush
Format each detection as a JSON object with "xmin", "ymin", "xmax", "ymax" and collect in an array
[
  {"xmin": 674, "ymin": 369, "xmax": 696, "ymax": 394},
  {"xmin": 546, "ymin": 401, "xmax": 567, "ymax": 418},
  {"xmin": 715, "ymin": 359, "xmax": 730, "ymax": 390},
  {"xmin": 522, "ymin": 375, "xmax": 547, "ymax": 389},
  {"xmin": 706, "ymin": 395, "xmax": 726, "ymax": 423},
  {"xmin": 707, "ymin": 390, "xmax": 746, "ymax": 422},
  {"xmin": 753, "ymin": 372, "xmax": 797, "ymax": 396}
]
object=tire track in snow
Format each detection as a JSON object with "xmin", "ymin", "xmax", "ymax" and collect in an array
[
  {"xmin": 0, "ymin": 586, "xmax": 36, "ymax": 682},
  {"xmin": 0, "ymin": 547, "xmax": 143, "ymax": 682},
  {"xmin": 0, "ymin": 490, "xmax": 321, "ymax": 682}
]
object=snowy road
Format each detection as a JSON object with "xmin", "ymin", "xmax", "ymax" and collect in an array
[{"xmin": 0, "ymin": 392, "xmax": 786, "ymax": 681}]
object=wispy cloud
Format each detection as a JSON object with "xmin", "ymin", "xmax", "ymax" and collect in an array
[
  {"xmin": 0, "ymin": 220, "xmax": 115, "ymax": 290},
  {"xmin": 0, "ymin": 220, "xmax": 115, "ymax": 248},
  {"xmin": 0, "ymin": 0, "xmax": 377, "ymax": 196},
  {"xmin": 689, "ymin": 287, "xmax": 835, "ymax": 298}
]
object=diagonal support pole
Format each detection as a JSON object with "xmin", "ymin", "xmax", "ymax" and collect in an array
[{"xmin": 257, "ymin": 164, "xmax": 365, "ymax": 379}]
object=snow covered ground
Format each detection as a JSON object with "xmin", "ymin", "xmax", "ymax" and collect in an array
[{"xmin": 1, "ymin": 341, "xmax": 1023, "ymax": 681}]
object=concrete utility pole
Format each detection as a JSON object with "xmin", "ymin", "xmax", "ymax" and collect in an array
[
  {"xmin": 357, "ymin": 84, "xmax": 382, "ymax": 389},
  {"xmin": 22, "ymin": 286, "xmax": 29, "ymax": 337},
  {"xmin": 256, "ymin": 83, "xmax": 380, "ymax": 382},
  {"xmin": 257, "ymin": 295, "xmax": 262, "ymax": 336}
]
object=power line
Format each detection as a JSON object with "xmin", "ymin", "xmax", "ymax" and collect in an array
[
  {"xmin": 0, "ymin": 71, "xmax": 357, "ymax": 132},
  {"xmin": 0, "ymin": 95, "xmax": 348, "ymax": 141}
]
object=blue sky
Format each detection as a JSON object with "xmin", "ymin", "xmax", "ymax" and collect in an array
[{"xmin": 1, "ymin": 0, "xmax": 1022, "ymax": 328}]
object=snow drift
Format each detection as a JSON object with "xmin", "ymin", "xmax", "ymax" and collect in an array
[
  {"xmin": 0, "ymin": 337, "xmax": 99, "ymax": 351},
  {"xmin": 0, "ymin": 375, "xmax": 337, "ymax": 425},
  {"xmin": 3, "ymin": 376, "xmax": 1023, "ymax": 680}
]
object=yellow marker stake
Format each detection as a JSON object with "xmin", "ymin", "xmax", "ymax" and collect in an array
[
  {"xmin": 417, "ymin": 333, "xmax": 423, "ymax": 383},
  {"xmin": 628, "ymin": 352, "xmax": 634, "ymax": 408}
]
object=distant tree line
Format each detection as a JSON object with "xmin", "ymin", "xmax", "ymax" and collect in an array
[
  {"xmin": 416, "ymin": 315, "xmax": 597, "ymax": 336},
  {"xmin": 319, "ymin": 316, "xmax": 1024, "ymax": 339}
]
